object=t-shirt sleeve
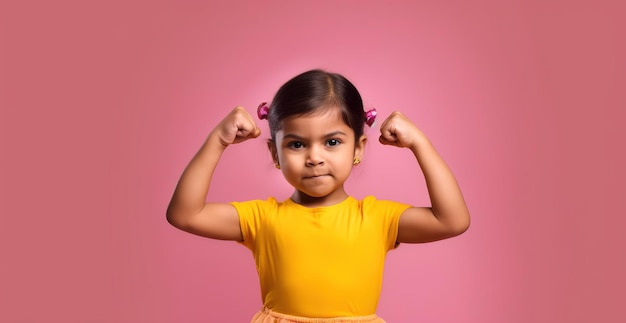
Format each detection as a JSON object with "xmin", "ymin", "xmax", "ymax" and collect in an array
[
  {"xmin": 362, "ymin": 196, "xmax": 412, "ymax": 251},
  {"xmin": 230, "ymin": 198, "xmax": 276, "ymax": 250}
]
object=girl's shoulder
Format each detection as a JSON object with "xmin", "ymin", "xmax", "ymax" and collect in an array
[
  {"xmin": 230, "ymin": 197, "xmax": 282, "ymax": 217},
  {"xmin": 230, "ymin": 196, "xmax": 280, "ymax": 208},
  {"xmin": 358, "ymin": 195, "xmax": 412, "ymax": 212}
]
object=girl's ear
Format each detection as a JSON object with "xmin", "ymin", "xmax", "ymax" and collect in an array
[
  {"xmin": 267, "ymin": 139, "xmax": 279, "ymax": 164},
  {"xmin": 354, "ymin": 135, "xmax": 367, "ymax": 160}
]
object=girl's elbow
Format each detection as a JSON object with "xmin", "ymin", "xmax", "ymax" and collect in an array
[
  {"xmin": 166, "ymin": 213, "xmax": 180, "ymax": 228},
  {"xmin": 166, "ymin": 208, "xmax": 188, "ymax": 230},
  {"xmin": 451, "ymin": 214, "xmax": 471, "ymax": 236},
  {"xmin": 441, "ymin": 212, "xmax": 470, "ymax": 238}
]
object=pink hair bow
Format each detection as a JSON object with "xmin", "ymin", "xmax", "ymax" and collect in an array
[
  {"xmin": 257, "ymin": 102, "xmax": 269, "ymax": 120},
  {"xmin": 365, "ymin": 108, "xmax": 377, "ymax": 127}
]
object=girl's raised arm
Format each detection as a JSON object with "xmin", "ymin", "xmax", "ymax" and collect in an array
[
  {"xmin": 166, "ymin": 106, "xmax": 261, "ymax": 241},
  {"xmin": 378, "ymin": 111, "xmax": 470, "ymax": 243}
]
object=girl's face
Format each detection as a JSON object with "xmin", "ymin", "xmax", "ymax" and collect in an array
[{"xmin": 269, "ymin": 107, "xmax": 366, "ymax": 207}]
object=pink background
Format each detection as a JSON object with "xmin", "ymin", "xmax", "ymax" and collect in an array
[{"xmin": 2, "ymin": 0, "xmax": 625, "ymax": 322}]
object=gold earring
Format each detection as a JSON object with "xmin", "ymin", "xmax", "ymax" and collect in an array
[
  {"xmin": 353, "ymin": 157, "xmax": 361, "ymax": 165},
  {"xmin": 275, "ymin": 163, "xmax": 281, "ymax": 169}
]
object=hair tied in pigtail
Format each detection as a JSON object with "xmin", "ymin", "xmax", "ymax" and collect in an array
[
  {"xmin": 257, "ymin": 102, "xmax": 269, "ymax": 120},
  {"xmin": 365, "ymin": 108, "xmax": 377, "ymax": 127}
]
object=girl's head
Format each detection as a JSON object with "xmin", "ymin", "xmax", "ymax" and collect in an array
[
  {"xmin": 267, "ymin": 69, "xmax": 366, "ymax": 143},
  {"xmin": 262, "ymin": 69, "xmax": 372, "ymax": 205}
]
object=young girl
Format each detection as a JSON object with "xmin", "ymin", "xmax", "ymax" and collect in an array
[{"xmin": 167, "ymin": 69, "xmax": 470, "ymax": 322}]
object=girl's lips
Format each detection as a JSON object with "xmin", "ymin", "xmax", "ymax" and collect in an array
[{"xmin": 304, "ymin": 174, "xmax": 329, "ymax": 179}]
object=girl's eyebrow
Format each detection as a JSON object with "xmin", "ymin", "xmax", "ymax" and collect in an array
[
  {"xmin": 324, "ymin": 131, "xmax": 348, "ymax": 138},
  {"xmin": 283, "ymin": 131, "xmax": 348, "ymax": 140}
]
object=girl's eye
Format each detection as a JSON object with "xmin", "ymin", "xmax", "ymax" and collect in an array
[
  {"xmin": 288, "ymin": 141, "xmax": 304, "ymax": 149},
  {"xmin": 327, "ymin": 139, "xmax": 340, "ymax": 147}
]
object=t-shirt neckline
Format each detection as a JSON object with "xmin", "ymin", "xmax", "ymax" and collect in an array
[{"xmin": 285, "ymin": 196, "xmax": 354, "ymax": 212}]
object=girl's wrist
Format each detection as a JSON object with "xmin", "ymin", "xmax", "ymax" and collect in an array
[
  {"xmin": 206, "ymin": 131, "xmax": 230, "ymax": 151},
  {"xmin": 409, "ymin": 136, "xmax": 434, "ymax": 157}
]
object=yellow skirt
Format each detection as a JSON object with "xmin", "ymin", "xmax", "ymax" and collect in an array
[{"xmin": 251, "ymin": 307, "xmax": 386, "ymax": 323}]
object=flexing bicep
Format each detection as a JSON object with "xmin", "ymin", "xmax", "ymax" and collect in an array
[
  {"xmin": 397, "ymin": 207, "xmax": 467, "ymax": 243},
  {"xmin": 168, "ymin": 203, "xmax": 243, "ymax": 241}
]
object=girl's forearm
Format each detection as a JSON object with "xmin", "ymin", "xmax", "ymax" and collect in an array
[
  {"xmin": 410, "ymin": 139, "xmax": 470, "ymax": 232},
  {"xmin": 166, "ymin": 133, "xmax": 226, "ymax": 225}
]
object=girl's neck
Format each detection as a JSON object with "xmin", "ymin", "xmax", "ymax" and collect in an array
[{"xmin": 290, "ymin": 189, "xmax": 349, "ymax": 208}]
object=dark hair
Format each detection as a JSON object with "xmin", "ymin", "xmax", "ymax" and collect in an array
[{"xmin": 268, "ymin": 69, "xmax": 365, "ymax": 142}]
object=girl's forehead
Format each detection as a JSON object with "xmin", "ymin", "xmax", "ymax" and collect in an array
[
  {"xmin": 283, "ymin": 108, "xmax": 341, "ymax": 125},
  {"xmin": 279, "ymin": 108, "xmax": 354, "ymax": 136}
]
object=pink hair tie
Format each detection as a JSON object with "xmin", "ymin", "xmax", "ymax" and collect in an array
[
  {"xmin": 257, "ymin": 102, "xmax": 269, "ymax": 120},
  {"xmin": 365, "ymin": 108, "xmax": 377, "ymax": 127}
]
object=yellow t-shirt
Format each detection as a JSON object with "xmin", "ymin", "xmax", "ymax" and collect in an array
[{"xmin": 232, "ymin": 196, "xmax": 411, "ymax": 317}]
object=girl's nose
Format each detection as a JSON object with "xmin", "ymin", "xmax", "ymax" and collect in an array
[
  {"xmin": 306, "ymin": 146, "xmax": 324, "ymax": 166},
  {"xmin": 306, "ymin": 158, "xmax": 324, "ymax": 166}
]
